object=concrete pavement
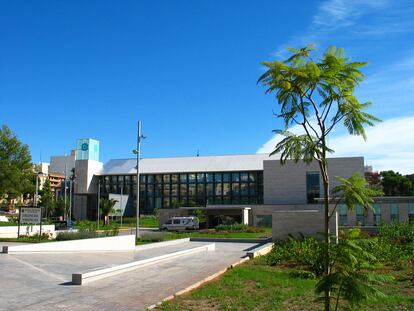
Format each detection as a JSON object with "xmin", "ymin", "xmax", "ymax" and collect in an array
[{"xmin": 0, "ymin": 241, "xmax": 257, "ymax": 310}]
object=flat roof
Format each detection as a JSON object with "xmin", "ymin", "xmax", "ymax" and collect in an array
[{"xmin": 100, "ymin": 153, "xmax": 277, "ymax": 175}]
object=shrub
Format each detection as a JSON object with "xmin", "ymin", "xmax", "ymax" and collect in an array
[
  {"xmin": 266, "ymin": 236, "xmax": 324, "ymax": 275},
  {"xmin": 215, "ymin": 223, "xmax": 265, "ymax": 233}
]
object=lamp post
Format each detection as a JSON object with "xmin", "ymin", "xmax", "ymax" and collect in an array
[
  {"xmin": 133, "ymin": 121, "xmax": 145, "ymax": 241},
  {"xmin": 97, "ymin": 179, "xmax": 100, "ymax": 231}
]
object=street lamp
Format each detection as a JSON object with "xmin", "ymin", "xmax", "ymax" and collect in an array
[
  {"xmin": 34, "ymin": 171, "xmax": 43, "ymax": 207},
  {"xmin": 132, "ymin": 121, "xmax": 145, "ymax": 241}
]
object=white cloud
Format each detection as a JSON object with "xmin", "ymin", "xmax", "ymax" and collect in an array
[{"xmin": 257, "ymin": 115, "xmax": 414, "ymax": 174}]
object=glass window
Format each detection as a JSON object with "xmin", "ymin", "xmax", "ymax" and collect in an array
[
  {"xmin": 171, "ymin": 184, "xmax": 178, "ymax": 196},
  {"xmin": 254, "ymin": 215, "xmax": 272, "ymax": 227},
  {"xmin": 249, "ymin": 184, "xmax": 257, "ymax": 196},
  {"xmin": 155, "ymin": 184, "xmax": 162, "ymax": 196},
  {"xmin": 390, "ymin": 203, "xmax": 399, "ymax": 222},
  {"xmin": 155, "ymin": 175, "xmax": 162, "ymax": 184},
  {"xmin": 163, "ymin": 198, "xmax": 170, "ymax": 208},
  {"xmin": 409, "ymin": 203, "xmax": 414, "ymax": 223},
  {"xmin": 215, "ymin": 183, "xmax": 222, "ymax": 196},
  {"xmin": 197, "ymin": 173, "xmax": 205, "ymax": 183},
  {"xmin": 180, "ymin": 184, "xmax": 187, "ymax": 196},
  {"xmin": 118, "ymin": 176, "xmax": 124, "ymax": 183},
  {"xmin": 356, "ymin": 205, "xmax": 365, "ymax": 226},
  {"xmin": 206, "ymin": 184, "xmax": 214, "ymax": 196},
  {"xmin": 139, "ymin": 175, "xmax": 146, "ymax": 183},
  {"xmin": 206, "ymin": 173, "xmax": 214, "ymax": 183},
  {"xmin": 223, "ymin": 173, "xmax": 230, "ymax": 182},
  {"xmin": 373, "ymin": 204, "xmax": 381, "ymax": 226},
  {"xmin": 240, "ymin": 183, "xmax": 248, "ymax": 196},
  {"xmin": 147, "ymin": 184, "xmax": 154, "ymax": 196},
  {"xmin": 163, "ymin": 174, "xmax": 170, "ymax": 183},
  {"xmin": 339, "ymin": 204, "xmax": 347, "ymax": 226},
  {"xmin": 155, "ymin": 197, "xmax": 162, "ymax": 209},
  {"xmin": 197, "ymin": 184, "xmax": 205, "ymax": 196},
  {"xmin": 232, "ymin": 183, "xmax": 240, "ymax": 195},
  {"xmin": 180, "ymin": 174, "xmax": 187, "ymax": 183},
  {"xmin": 171, "ymin": 197, "xmax": 178, "ymax": 208},
  {"xmin": 223, "ymin": 196, "xmax": 231, "ymax": 204},
  {"xmin": 104, "ymin": 176, "xmax": 110, "ymax": 182},
  {"xmin": 171, "ymin": 174, "xmax": 178, "ymax": 183},
  {"xmin": 223, "ymin": 183, "xmax": 231, "ymax": 196},
  {"xmin": 232, "ymin": 173, "xmax": 240, "ymax": 182},
  {"xmin": 147, "ymin": 197, "xmax": 154, "ymax": 210},
  {"xmin": 214, "ymin": 173, "xmax": 222, "ymax": 183},
  {"xmin": 207, "ymin": 197, "xmax": 215, "ymax": 205},
  {"xmin": 124, "ymin": 175, "xmax": 130, "ymax": 182},
  {"xmin": 249, "ymin": 172, "xmax": 257, "ymax": 182},
  {"xmin": 139, "ymin": 184, "xmax": 145, "ymax": 195},
  {"xmin": 188, "ymin": 184, "xmax": 196, "ymax": 196},
  {"xmin": 147, "ymin": 175, "xmax": 154, "ymax": 184},
  {"xmin": 188, "ymin": 173, "xmax": 196, "ymax": 183},
  {"xmin": 306, "ymin": 172, "xmax": 320, "ymax": 204},
  {"xmin": 163, "ymin": 183, "xmax": 170, "ymax": 196},
  {"xmin": 111, "ymin": 175, "xmax": 117, "ymax": 183},
  {"xmin": 240, "ymin": 172, "xmax": 249, "ymax": 182}
]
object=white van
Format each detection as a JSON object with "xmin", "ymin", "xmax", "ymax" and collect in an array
[{"xmin": 160, "ymin": 216, "xmax": 199, "ymax": 231}]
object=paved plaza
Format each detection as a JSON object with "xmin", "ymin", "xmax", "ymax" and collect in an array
[{"xmin": 0, "ymin": 241, "xmax": 257, "ymax": 311}]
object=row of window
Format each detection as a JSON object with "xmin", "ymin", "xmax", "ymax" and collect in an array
[
  {"xmin": 339, "ymin": 203, "xmax": 414, "ymax": 226},
  {"xmin": 98, "ymin": 171, "xmax": 264, "ymax": 214},
  {"xmin": 102, "ymin": 172, "xmax": 259, "ymax": 184}
]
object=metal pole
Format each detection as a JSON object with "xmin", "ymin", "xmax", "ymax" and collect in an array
[
  {"xmin": 69, "ymin": 180, "xmax": 72, "ymax": 221},
  {"xmin": 34, "ymin": 173, "xmax": 39, "ymax": 207},
  {"xmin": 120, "ymin": 182, "xmax": 123, "ymax": 228},
  {"xmin": 64, "ymin": 164, "xmax": 67, "ymax": 220},
  {"xmin": 97, "ymin": 180, "xmax": 100, "ymax": 231},
  {"xmin": 136, "ymin": 121, "xmax": 141, "ymax": 240}
]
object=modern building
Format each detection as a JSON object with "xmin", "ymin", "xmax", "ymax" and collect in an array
[{"xmin": 70, "ymin": 138, "xmax": 414, "ymax": 230}]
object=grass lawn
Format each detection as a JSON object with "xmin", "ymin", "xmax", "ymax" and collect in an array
[
  {"xmin": 0, "ymin": 222, "xmax": 19, "ymax": 226},
  {"xmin": 112, "ymin": 216, "xmax": 160, "ymax": 228},
  {"xmin": 158, "ymin": 258, "xmax": 414, "ymax": 311}
]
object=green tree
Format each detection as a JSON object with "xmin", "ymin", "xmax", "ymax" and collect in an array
[
  {"xmin": 100, "ymin": 198, "xmax": 117, "ymax": 226},
  {"xmin": 39, "ymin": 179, "xmax": 55, "ymax": 219},
  {"xmin": 55, "ymin": 197, "xmax": 69, "ymax": 219},
  {"xmin": 0, "ymin": 125, "xmax": 34, "ymax": 210},
  {"xmin": 380, "ymin": 170, "xmax": 414, "ymax": 196},
  {"xmin": 258, "ymin": 45, "xmax": 380, "ymax": 310}
]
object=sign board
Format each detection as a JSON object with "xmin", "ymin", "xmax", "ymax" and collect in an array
[
  {"xmin": 20, "ymin": 207, "xmax": 42, "ymax": 225},
  {"xmin": 109, "ymin": 193, "xmax": 129, "ymax": 216}
]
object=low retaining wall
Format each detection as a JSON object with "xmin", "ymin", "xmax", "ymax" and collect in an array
[
  {"xmin": 272, "ymin": 210, "xmax": 338, "ymax": 239},
  {"xmin": 2, "ymin": 234, "xmax": 136, "ymax": 253},
  {"xmin": 0, "ymin": 225, "xmax": 55, "ymax": 238},
  {"xmin": 72, "ymin": 243, "xmax": 216, "ymax": 285}
]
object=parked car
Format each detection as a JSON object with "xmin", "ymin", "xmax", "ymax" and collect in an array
[
  {"xmin": 160, "ymin": 216, "xmax": 199, "ymax": 231},
  {"xmin": 54, "ymin": 220, "xmax": 76, "ymax": 230}
]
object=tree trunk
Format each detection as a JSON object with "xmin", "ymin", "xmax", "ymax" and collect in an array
[{"xmin": 317, "ymin": 156, "xmax": 330, "ymax": 311}]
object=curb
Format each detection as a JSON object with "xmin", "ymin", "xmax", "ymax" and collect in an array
[
  {"xmin": 189, "ymin": 237, "xmax": 272, "ymax": 243},
  {"xmin": 72, "ymin": 243, "xmax": 215, "ymax": 285},
  {"xmin": 146, "ymin": 256, "xmax": 250, "ymax": 310}
]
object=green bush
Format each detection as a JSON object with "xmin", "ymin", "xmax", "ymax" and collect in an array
[
  {"xmin": 266, "ymin": 236, "xmax": 324, "ymax": 275},
  {"xmin": 215, "ymin": 223, "xmax": 265, "ymax": 233},
  {"xmin": 55, "ymin": 230, "xmax": 98, "ymax": 241}
]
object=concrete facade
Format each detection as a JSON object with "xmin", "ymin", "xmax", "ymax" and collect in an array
[
  {"xmin": 272, "ymin": 210, "xmax": 338, "ymax": 239},
  {"xmin": 263, "ymin": 157, "xmax": 364, "ymax": 204}
]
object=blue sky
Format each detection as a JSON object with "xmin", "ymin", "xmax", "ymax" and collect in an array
[{"xmin": 1, "ymin": 0, "xmax": 413, "ymax": 173}]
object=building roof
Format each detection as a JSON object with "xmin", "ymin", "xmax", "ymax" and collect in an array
[{"xmin": 101, "ymin": 153, "xmax": 276, "ymax": 175}]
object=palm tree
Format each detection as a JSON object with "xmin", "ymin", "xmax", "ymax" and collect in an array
[{"xmin": 99, "ymin": 198, "xmax": 117, "ymax": 226}]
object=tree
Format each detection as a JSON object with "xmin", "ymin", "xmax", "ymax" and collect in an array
[
  {"xmin": 0, "ymin": 125, "xmax": 34, "ymax": 210},
  {"xmin": 100, "ymin": 198, "xmax": 117, "ymax": 226},
  {"xmin": 55, "ymin": 197, "xmax": 69, "ymax": 219},
  {"xmin": 258, "ymin": 45, "xmax": 380, "ymax": 310},
  {"xmin": 380, "ymin": 170, "xmax": 413, "ymax": 196},
  {"xmin": 314, "ymin": 173, "xmax": 386, "ymax": 309},
  {"xmin": 39, "ymin": 179, "xmax": 55, "ymax": 219}
]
